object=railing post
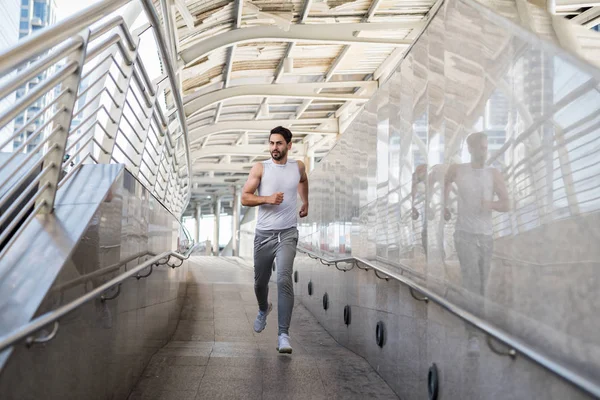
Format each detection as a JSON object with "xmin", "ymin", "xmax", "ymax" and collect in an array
[
  {"xmin": 151, "ymin": 112, "xmax": 169, "ymax": 200},
  {"xmin": 97, "ymin": 35, "xmax": 140, "ymax": 164},
  {"xmin": 132, "ymin": 94, "xmax": 157, "ymax": 179},
  {"xmin": 38, "ymin": 30, "xmax": 90, "ymax": 214}
]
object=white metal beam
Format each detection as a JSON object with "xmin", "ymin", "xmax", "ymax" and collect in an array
[
  {"xmin": 192, "ymin": 176, "xmax": 248, "ymax": 185},
  {"xmin": 160, "ymin": 0, "xmax": 178, "ymax": 67},
  {"xmin": 192, "ymin": 145, "xmax": 306, "ymax": 160},
  {"xmin": 308, "ymin": 135, "xmax": 334, "ymax": 153},
  {"xmin": 373, "ymin": 47, "xmax": 404, "ymax": 81},
  {"xmin": 223, "ymin": 46, "xmax": 236, "ymax": 88},
  {"xmin": 273, "ymin": 43, "xmax": 296, "ymax": 83},
  {"xmin": 173, "ymin": 0, "xmax": 194, "ymax": 29},
  {"xmin": 193, "ymin": 163, "xmax": 254, "ymax": 173},
  {"xmin": 364, "ymin": 0, "xmax": 384, "ymax": 21},
  {"xmin": 571, "ymin": 6, "xmax": 600, "ymax": 27},
  {"xmin": 191, "ymin": 128, "xmax": 337, "ymax": 146},
  {"xmin": 213, "ymin": 0, "xmax": 244, "ymax": 125},
  {"xmin": 212, "ymin": 45, "xmax": 234, "ymax": 124},
  {"xmin": 180, "ymin": 22, "xmax": 414, "ymax": 65},
  {"xmin": 185, "ymin": 80, "xmax": 376, "ymax": 105},
  {"xmin": 250, "ymin": 0, "xmax": 314, "ymax": 122},
  {"xmin": 189, "ymin": 120, "xmax": 338, "ymax": 144},
  {"xmin": 235, "ymin": 0, "xmax": 243, "ymax": 28},
  {"xmin": 300, "ymin": 0, "xmax": 313, "ymax": 22},
  {"xmin": 189, "ymin": 115, "xmax": 334, "ymax": 131},
  {"xmin": 235, "ymin": 132, "xmax": 248, "ymax": 145},
  {"xmin": 555, "ymin": 0, "xmax": 600, "ymax": 11},
  {"xmin": 184, "ymin": 81, "xmax": 376, "ymax": 116},
  {"xmin": 295, "ymin": 44, "xmax": 356, "ymax": 123}
]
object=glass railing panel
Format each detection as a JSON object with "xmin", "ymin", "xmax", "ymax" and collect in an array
[{"xmin": 299, "ymin": 0, "xmax": 600, "ymax": 382}]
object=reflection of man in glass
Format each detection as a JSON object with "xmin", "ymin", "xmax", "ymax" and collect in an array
[
  {"xmin": 412, "ymin": 164, "xmax": 447, "ymax": 256},
  {"xmin": 444, "ymin": 132, "xmax": 509, "ymax": 297},
  {"xmin": 411, "ymin": 164, "xmax": 429, "ymax": 254}
]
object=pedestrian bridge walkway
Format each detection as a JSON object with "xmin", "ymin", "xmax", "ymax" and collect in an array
[
  {"xmin": 1, "ymin": 0, "xmax": 600, "ymax": 397},
  {"xmin": 128, "ymin": 257, "xmax": 398, "ymax": 400}
]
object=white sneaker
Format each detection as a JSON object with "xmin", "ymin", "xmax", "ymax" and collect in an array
[
  {"xmin": 277, "ymin": 333, "xmax": 293, "ymax": 354},
  {"xmin": 253, "ymin": 302, "xmax": 272, "ymax": 333}
]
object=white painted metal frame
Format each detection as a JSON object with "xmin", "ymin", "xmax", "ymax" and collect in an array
[{"xmin": 0, "ymin": 0, "xmax": 192, "ymax": 258}]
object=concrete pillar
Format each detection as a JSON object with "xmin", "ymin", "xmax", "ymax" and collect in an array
[
  {"xmin": 194, "ymin": 203, "xmax": 201, "ymax": 244},
  {"xmin": 213, "ymin": 196, "xmax": 221, "ymax": 255},
  {"xmin": 232, "ymin": 186, "xmax": 242, "ymax": 256}
]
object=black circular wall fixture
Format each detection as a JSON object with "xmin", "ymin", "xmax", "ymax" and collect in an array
[
  {"xmin": 343, "ymin": 305, "xmax": 351, "ymax": 325},
  {"xmin": 428, "ymin": 363, "xmax": 439, "ymax": 400},
  {"xmin": 294, "ymin": 270, "xmax": 298, "ymax": 283},
  {"xmin": 376, "ymin": 321, "xmax": 385, "ymax": 347},
  {"xmin": 323, "ymin": 293, "xmax": 329, "ymax": 310},
  {"xmin": 308, "ymin": 281, "xmax": 313, "ymax": 296}
]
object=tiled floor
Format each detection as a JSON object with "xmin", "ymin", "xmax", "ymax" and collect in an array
[{"xmin": 128, "ymin": 256, "xmax": 399, "ymax": 400}]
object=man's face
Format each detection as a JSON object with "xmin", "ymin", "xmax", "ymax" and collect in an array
[
  {"xmin": 269, "ymin": 134, "xmax": 291, "ymax": 161},
  {"xmin": 469, "ymin": 136, "xmax": 488, "ymax": 163}
]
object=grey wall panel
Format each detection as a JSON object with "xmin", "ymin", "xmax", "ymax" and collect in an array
[
  {"xmin": 0, "ymin": 170, "xmax": 188, "ymax": 400},
  {"xmin": 294, "ymin": 255, "xmax": 592, "ymax": 399}
]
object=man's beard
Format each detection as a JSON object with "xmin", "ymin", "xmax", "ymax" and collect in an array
[
  {"xmin": 474, "ymin": 154, "xmax": 487, "ymax": 164},
  {"xmin": 271, "ymin": 149, "xmax": 286, "ymax": 160}
]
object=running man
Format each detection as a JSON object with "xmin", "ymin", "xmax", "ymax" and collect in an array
[
  {"xmin": 241, "ymin": 126, "xmax": 309, "ymax": 354},
  {"xmin": 444, "ymin": 132, "xmax": 509, "ymax": 297},
  {"xmin": 411, "ymin": 163, "xmax": 447, "ymax": 256}
]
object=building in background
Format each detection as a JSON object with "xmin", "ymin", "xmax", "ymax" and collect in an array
[
  {"xmin": 12, "ymin": 0, "xmax": 57, "ymax": 153},
  {"xmin": 0, "ymin": 0, "xmax": 21, "ymax": 150}
]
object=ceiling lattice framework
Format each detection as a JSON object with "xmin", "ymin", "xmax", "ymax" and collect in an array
[{"xmin": 154, "ymin": 0, "xmax": 437, "ymax": 209}]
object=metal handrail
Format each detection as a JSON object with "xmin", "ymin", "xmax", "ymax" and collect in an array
[
  {"xmin": 0, "ymin": 0, "xmax": 192, "ymax": 254},
  {"xmin": 296, "ymin": 246, "xmax": 600, "ymax": 398},
  {"xmin": 140, "ymin": 0, "xmax": 192, "ymax": 210},
  {"xmin": 0, "ymin": 244, "xmax": 197, "ymax": 355},
  {"xmin": 51, "ymin": 251, "xmax": 155, "ymax": 293},
  {"xmin": 0, "ymin": 0, "xmax": 132, "ymax": 75}
]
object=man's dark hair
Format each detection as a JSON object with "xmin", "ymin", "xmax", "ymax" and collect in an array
[
  {"xmin": 270, "ymin": 126, "xmax": 292, "ymax": 144},
  {"xmin": 466, "ymin": 131, "xmax": 487, "ymax": 148}
]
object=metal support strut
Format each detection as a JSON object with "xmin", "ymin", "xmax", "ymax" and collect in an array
[
  {"xmin": 101, "ymin": 284, "xmax": 122, "ymax": 302},
  {"xmin": 25, "ymin": 321, "xmax": 60, "ymax": 348},
  {"xmin": 487, "ymin": 336, "xmax": 517, "ymax": 359},
  {"xmin": 410, "ymin": 287, "xmax": 429, "ymax": 303}
]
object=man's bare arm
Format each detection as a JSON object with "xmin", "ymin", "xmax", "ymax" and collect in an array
[
  {"xmin": 491, "ymin": 169, "xmax": 510, "ymax": 212},
  {"xmin": 443, "ymin": 164, "xmax": 458, "ymax": 220},
  {"xmin": 241, "ymin": 163, "xmax": 283, "ymax": 207},
  {"xmin": 444, "ymin": 164, "xmax": 457, "ymax": 207},
  {"xmin": 298, "ymin": 161, "xmax": 309, "ymax": 218}
]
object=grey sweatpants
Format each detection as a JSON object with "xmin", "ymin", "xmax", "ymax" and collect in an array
[
  {"xmin": 454, "ymin": 230, "xmax": 493, "ymax": 297},
  {"xmin": 253, "ymin": 227, "xmax": 298, "ymax": 335}
]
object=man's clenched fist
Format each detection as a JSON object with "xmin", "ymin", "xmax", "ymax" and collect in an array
[
  {"xmin": 299, "ymin": 203, "xmax": 308, "ymax": 218},
  {"xmin": 268, "ymin": 192, "xmax": 284, "ymax": 205}
]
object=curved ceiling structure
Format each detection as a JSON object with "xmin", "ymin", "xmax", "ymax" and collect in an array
[{"xmin": 153, "ymin": 0, "xmax": 437, "ymax": 208}]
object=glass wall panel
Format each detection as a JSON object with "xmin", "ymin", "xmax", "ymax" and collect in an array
[{"xmin": 298, "ymin": 0, "xmax": 600, "ymax": 383}]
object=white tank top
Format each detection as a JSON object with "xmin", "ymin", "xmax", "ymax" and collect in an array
[
  {"xmin": 256, "ymin": 159, "xmax": 301, "ymax": 231},
  {"xmin": 455, "ymin": 164, "xmax": 495, "ymax": 235}
]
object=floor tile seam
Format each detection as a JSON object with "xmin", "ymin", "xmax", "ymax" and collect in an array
[
  {"xmin": 314, "ymin": 360, "xmax": 329, "ymax": 397},
  {"xmin": 211, "ymin": 283, "xmax": 216, "ymax": 335},
  {"xmin": 195, "ymin": 347, "xmax": 214, "ymax": 394}
]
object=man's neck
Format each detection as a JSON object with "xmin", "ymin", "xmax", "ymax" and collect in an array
[
  {"xmin": 470, "ymin": 160, "xmax": 485, "ymax": 169},
  {"xmin": 272, "ymin": 156, "xmax": 288, "ymax": 165}
]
